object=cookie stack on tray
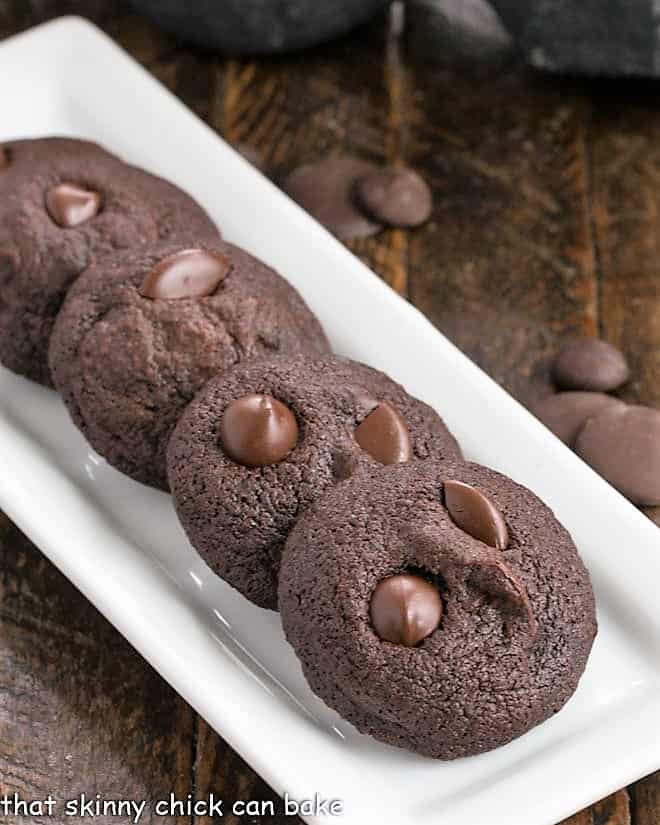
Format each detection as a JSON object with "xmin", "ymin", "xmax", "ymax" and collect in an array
[{"xmin": 0, "ymin": 136, "xmax": 597, "ymax": 760}]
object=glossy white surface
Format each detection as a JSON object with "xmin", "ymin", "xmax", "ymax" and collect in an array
[{"xmin": 1, "ymin": 18, "xmax": 659, "ymax": 825}]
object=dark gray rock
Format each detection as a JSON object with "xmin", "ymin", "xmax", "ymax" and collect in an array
[
  {"xmin": 129, "ymin": 0, "xmax": 389, "ymax": 54},
  {"xmin": 490, "ymin": 0, "xmax": 658, "ymax": 77},
  {"xmin": 407, "ymin": 0, "xmax": 514, "ymax": 62}
]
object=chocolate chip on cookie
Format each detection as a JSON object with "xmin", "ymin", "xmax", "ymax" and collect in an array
[
  {"xmin": 167, "ymin": 354, "xmax": 461, "ymax": 610},
  {"xmin": 0, "ymin": 137, "xmax": 219, "ymax": 385},
  {"xmin": 49, "ymin": 241, "xmax": 329, "ymax": 491},
  {"xmin": 279, "ymin": 460, "xmax": 597, "ymax": 759}
]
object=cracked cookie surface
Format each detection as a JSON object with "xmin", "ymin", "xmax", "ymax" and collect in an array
[
  {"xmin": 49, "ymin": 240, "xmax": 329, "ymax": 490},
  {"xmin": 0, "ymin": 137, "xmax": 219, "ymax": 385},
  {"xmin": 279, "ymin": 459, "xmax": 597, "ymax": 758},
  {"xmin": 167, "ymin": 354, "xmax": 461, "ymax": 609}
]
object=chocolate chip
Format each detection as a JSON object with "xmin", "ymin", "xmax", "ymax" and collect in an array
[
  {"xmin": 354, "ymin": 167, "xmax": 432, "ymax": 228},
  {"xmin": 531, "ymin": 391, "xmax": 627, "ymax": 446},
  {"xmin": 233, "ymin": 142, "xmax": 265, "ymax": 171},
  {"xmin": 220, "ymin": 394, "xmax": 298, "ymax": 467},
  {"xmin": 354, "ymin": 401, "xmax": 412, "ymax": 464},
  {"xmin": 444, "ymin": 480, "xmax": 509, "ymax": 549},
  {"xmin": 0, "ymin": 146, "xmax": 9, "ymax": 170},
  {"xmin": 552, "ymin": 337, "xmax": 630, "ymax": 392},
  {"xmin": 370, "ymin": 573, "xmax": 443, "ymax": 646},
  {"xmin": 283, "ymin": 156, "xmax": 382, "ymax": 240},
  {"xmin": 45, "ymin": 182, "xmax": 102, "ymax": 228},
  {"xmin": 139, "ymin": 249, "xmax": 229, "ymax": 300},
  {"xmin": 575, "ymin": 404, "xmax": 660, "ymax": 506}
]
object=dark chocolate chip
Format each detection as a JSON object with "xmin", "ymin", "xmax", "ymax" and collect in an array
[
  {"xmin": 354, "ymin": 401, "xmax": 412, "ymax": 464},
  {"xmin": 531, "ymin": 391, "xmax": 627, "ymax": 446},
  {"xmin": 45, "ymin": 182, "xmax": 102, "ymax": 228},
  {"xmin": 220, "ymin": 394, "xmax": 298, "ymax": 467},
  {"xmin": 354, "ymin": 167, "xmax": 432, "ymax": 228},
  {"xmin": 370, "ymin": 573, "xmax": 443, "ymax": 646},
  {"xmin": 444, "ymin": 479, "xmax": 509, "ymax": 549},
  {"xmin": 575, "ymin": 404, "xmax": 660, "ymax": 506},
  {"xmin": 140, "ymin": 249, "xmax": 229, "ymax": 300},
  {"xmin": 552, "ymin": 337, "xmax": 630, "ymax": 392},
  {"xmin": 283, "ymin": 156, "xmax": 382, "ymax": 240},
  {"xmin": 234, "ymin": 142, "xmax": 265, "ymax": 171},
  {"xmin": 0, "ymin": 146, "xmax": 9, "ymax": 170}
]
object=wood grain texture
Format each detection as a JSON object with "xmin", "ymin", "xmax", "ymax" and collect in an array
[
  {"xmin": 560, "ymin": 790, "xmax": 631, "ymax": 825},
  {"xmin": 0, "ymin": 2, "xmax": 658, "ymax": 824},
  {"xmin": 0, "ymin": 519, "xmax": 194, "ymax": 824},
  {"xmin": 631, "ymin": 771, "xmax": 660, "ymax": 824},
  {"xmin": 590, "ymin": 89, "xmax": 660, "ymax": 408},
  {"xmin": 404, "ymin": 56, "xmax": 598, "ymax": 406}
]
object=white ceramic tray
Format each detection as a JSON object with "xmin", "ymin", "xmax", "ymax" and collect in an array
[{"xmin": 1, "ymin": 17, "xmax": 659, "ymax": 825}]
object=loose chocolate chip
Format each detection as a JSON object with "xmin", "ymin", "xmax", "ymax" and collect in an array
[
  {"xmin": 234, "ymin": 142, "xmax": 265, "ymax": 171},
  {"xmin": 552, "ymin": 337, "xmax": 630, "ymax": 392},
  {"xmin": 531, "ymin": 391, "xmax": 627, "ymax": 446},
  {"xmin": 354, "ymin": 167, "xmax": 432, "ymax": 228},
  {"xmin": 575, "ymin": 405, "xmax": 660, "ymax": 506},
  {"xmin": 354, "ymin": 401, "xmax": 412, "ymax": 464},
  {"xmin": 283, "ymin": 156, "xmax": 382, "ymax": 240},
  {"xmin": 0, "ymin": 146, "xmax": 9, "ymax": 170},
  {"xmin": 220, "ymin": 394, "xmax": 298, "ymax": 467},
  {"xmin": 370, "ymin": 573, "xmax": 443, "ymax": 646},
  {"xmin": 444, "ymin": 479, "xmax": 509, "ymax": 549},
  {"xmin": 140, "ymin": 249, "xmax": 229, "ymax": 300},
  {"xmin": 45, "ymin": 182, "xmax": 102, "ymax": 228}
]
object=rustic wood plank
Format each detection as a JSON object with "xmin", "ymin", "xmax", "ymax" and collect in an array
[
  {"xmin": 403, "ymin": 48, "xmax": 598, "ymax": 406},
  {"xmin": 0, "ymin": 519, "xmax": 194, "ymax": 824},
  {"xmin": 590, "ymin": 91, "xmax": 660, "ymax": 409},
  {"xmin": 192, "ymin": 717, "xmax": 299, "ymax": 824},
  {"xmin": 559, "ymin": 790, "xmax": 631, "ymax": 825},
  {"xmin": 630, "ymin": 770, "xmax": 660, "ymax": 824},
  {"xmin": 0, "ymin": 5, "xmax": 654, "ymax": 824},
  {"xmin": 204, "ymin": 8, "xmax": 410, "ymax": 296}
]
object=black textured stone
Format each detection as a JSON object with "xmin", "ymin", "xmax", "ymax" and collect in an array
[
  {"xmin": 129, "ymin": 0, "xmax": 389, "ymax": 54},
  {"xmin": 491, "ymin": 0, "xmax": 658, "ymax": 77}
]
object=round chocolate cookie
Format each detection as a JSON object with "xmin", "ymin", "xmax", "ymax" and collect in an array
[
  {"xmin": 279, "ymin": 460, "xmax": 597, "ymax": 759},
  {"xmin": 167, "ymin": 354, "xmax": 461, "ymax": 609},
  {"xmin": 49, "ymin": 240, "xmax": 329, "ymax": 490},
  {"xmin": 0, "ymin": 137, "xmax": 219, "ymax": 385}
]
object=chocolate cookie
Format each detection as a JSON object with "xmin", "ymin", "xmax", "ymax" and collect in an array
[
  {"xmin": 0, "ymin": 137, "xmax": 219, "ymax": 385},
  {"xmin": 279, "ymin": 460, "xmax": 597, "ymax": 759},
  {"xmin": 49, "ymin": 241, "xmax": 329, "ymax": 490},
  {"xmin": 167, "ymin": 354, "xmax": 461, "ymax": 609}
]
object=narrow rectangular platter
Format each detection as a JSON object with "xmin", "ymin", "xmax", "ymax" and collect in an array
[{"xmin": 1, "ymin": 18, "xmax": 659, "ymax": 825}]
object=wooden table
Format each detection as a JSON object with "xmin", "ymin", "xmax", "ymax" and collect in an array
[{"xmin": 1, "ymin": 2, "xmax": 659, "ymax": 823}]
